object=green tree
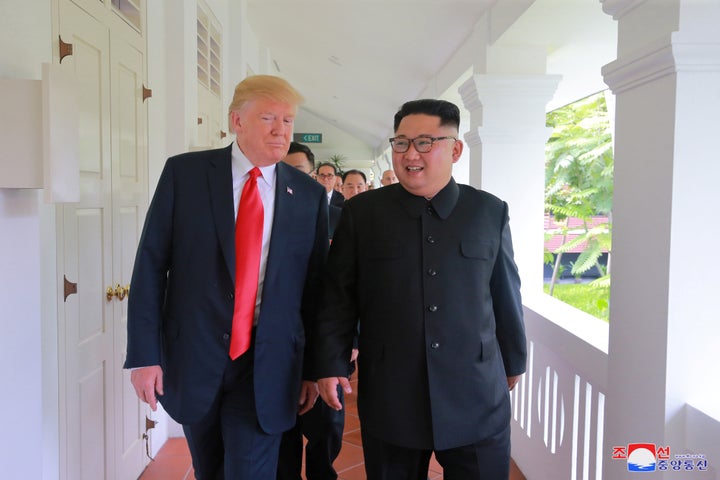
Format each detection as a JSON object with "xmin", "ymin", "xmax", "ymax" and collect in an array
[
  {"xmin": 328, "ymin": 153, "xmax": 347, "ymax": 173},
  {"xmin": 545, "ymin": 92, "xmax": 613, "ymax": 304}
]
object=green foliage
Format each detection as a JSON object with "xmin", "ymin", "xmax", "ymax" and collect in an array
[
  {"xmin": 328, "ymin": 154, "xmax": 347, "ymax": 172},
  {"xmin": 545, "ymin": 92, "xmax": 614, "ymax": 218},
  {"xmin": 545, "ymin": 91, "xmax": 614, "ymax": 293},
  {"xmin": 543, "ymin": 283, "xmax": 609, "ymax": 322}
]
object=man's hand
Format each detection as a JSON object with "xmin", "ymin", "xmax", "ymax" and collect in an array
[
  {"xmin": 297, "ymin": 380, "xmax": 319, "ymax": 416},
  {"xmin": 130, "ymin": 365, "xmax": 164, "ymax": 411},
  {"xmin": 507, "ymin": 375, "xmax": 522, "ymax": 391},
  {"xmin": 317, "ymin": 377, "xmax": 352, "ymax": 411}
]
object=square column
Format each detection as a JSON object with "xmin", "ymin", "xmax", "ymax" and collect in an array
[
  {"xmin": 459, "ymin": 74, "xmax": 560, "ymax": 294},
  {"xmin": 601, "ymin": 0, "xmax": 720, "ymax": 476}
]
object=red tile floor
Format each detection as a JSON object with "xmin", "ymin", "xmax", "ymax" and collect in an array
[{"xmin": 139, "ymin": 372, "xmax": 526, "ymax": 480}]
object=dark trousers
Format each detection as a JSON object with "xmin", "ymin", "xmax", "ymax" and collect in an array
[
  {"xmin": 361, "ymin": 423, "xmax": 511, "ymax": 480},
  {"xmin": 183, "ymin": 346, "xmax": 282, "ymax": 480},
  {"xmin": 276, "ymin": 385, "xmax": 345, "ymax": 480}
]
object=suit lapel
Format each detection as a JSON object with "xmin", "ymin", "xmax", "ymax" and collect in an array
[
  {"xmin": 263, "ymin": 163, "xmax": 294, "ymax": 292},
  {"xmin": 208, "ymin": 145, "xmax": 236, "ymax": 280}
]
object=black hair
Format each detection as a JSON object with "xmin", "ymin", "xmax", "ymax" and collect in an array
[
  {"xmin": 316, "ymin": 162, "xmax": 338, "ymax": 175},
  {"xmin": 342, "ymin": 169, "xmax": 367, "ymax": 183},
  {"xmin": 287, "ymin": 142, "xmax": 315, "ymax": 168},
  {"xmin": 393, "ymin": 99, "xmax": 460, "ymax": 132}
]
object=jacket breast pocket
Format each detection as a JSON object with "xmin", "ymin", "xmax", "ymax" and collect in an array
[{"xmin": 460, "ymin": 240, "xmax": 495, "ymax": 260}]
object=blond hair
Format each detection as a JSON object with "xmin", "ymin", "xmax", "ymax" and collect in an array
[{"xmin": 227, "ymin": 75, "xmax": 304, "ymax": 129}]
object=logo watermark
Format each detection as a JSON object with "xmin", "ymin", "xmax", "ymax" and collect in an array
[{"xmin": 612, "ymin": 443, "xmax": 708, "ymax": 473}]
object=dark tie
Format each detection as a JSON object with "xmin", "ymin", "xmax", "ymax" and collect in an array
[{"xmin": 230, "ymin": 167, "xmax": 263, "ymax": 359}]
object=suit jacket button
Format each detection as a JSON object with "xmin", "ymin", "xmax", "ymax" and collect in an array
[
  {"xmin": 427, "ymin": 304, "xmax": 438, "ymax": 312},
  {"xmin": 426, "ymin": 235, "xmax": 435, "ymax": 244},
  {"xmin": 223, "ymin": 333, "xmax": 230, "ymax": 341},
  {"xmin": 431, "ymin": 342, "xmax": 440, "ymax": 349},
  {"xmin": 427, "ymin": 268, "xmax": 437, "ymax": 276}
]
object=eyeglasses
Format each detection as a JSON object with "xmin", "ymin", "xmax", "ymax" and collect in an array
[
  {"xmin": 389, "ymin": 136, "xmax": 457, "ymax": 153},
  {"xmin": 317, "ymin": 172, "xmax": 335, "ymax": 178}
]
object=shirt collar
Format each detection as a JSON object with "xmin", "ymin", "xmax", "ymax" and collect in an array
[
  {"xmin": 397, "ymin": 178, "xmax": 459, "ymax": 220},
  {"xmin": 232, "ymin": 140, "xmax": 276, "ymax": 186}
]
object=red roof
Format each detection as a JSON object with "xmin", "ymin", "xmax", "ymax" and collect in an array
[{"xmin": 544, "ymin": 215, "xmax": 609, "ymax": 253}]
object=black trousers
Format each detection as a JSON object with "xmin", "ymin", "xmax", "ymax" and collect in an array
[
  {"xmin": 361, "ymin": 423, "xmax": 511, "ymax": 480},
  {"xmin": 183, "ymin": 345, "xmax": 282, "ymax": 480},
  {"xmin": 276, "ymin": 384, "xmax": 345, "ymax": 480}
]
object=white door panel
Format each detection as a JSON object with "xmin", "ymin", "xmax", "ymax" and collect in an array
[{"xmin": 58, "ymin": 0, "xmax": 148, "ymax": 478}]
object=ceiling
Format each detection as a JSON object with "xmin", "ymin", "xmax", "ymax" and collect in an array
[{"xmin": 246, "ymin": 0, "xmax": 616, "ymax": 161}]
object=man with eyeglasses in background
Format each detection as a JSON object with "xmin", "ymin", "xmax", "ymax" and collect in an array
[
  {"xmin": 316, "ymin": 162, "xmax": 345, "ymax": 208},
  {"xmin": 313, "ymin": 99, "xmax": 527, "ymax": 480}
]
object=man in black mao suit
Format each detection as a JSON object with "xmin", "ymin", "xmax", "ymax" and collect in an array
[
  {"xmin": 315, "ymin": 99, "xmax": 526, "ymax": 480},
  {"xmin": 125, "ymin": 75, "xmax": 328, "ymax": 479}
]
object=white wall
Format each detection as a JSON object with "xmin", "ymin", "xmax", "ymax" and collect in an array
[{"xmin": 0, "ymin": 2, "xmax": 52, "ymax": 478}]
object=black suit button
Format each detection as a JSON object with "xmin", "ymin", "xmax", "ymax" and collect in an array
[
  {"xmin": 426, "ymin": 206, "xmax": 434, "ymax": 216},
  {"xmin": 427, "ymin": 268, "xmax": 437, "ymax": 277},
  {"xmin": 428, "ymin": 304, "xmax": 438, "ymax": 312},
  {"xmin": 228, "ymin": 292, "xmax": 234, "ymax": 300},
  {"xmin": 431, "ymin": 342, "xmax": 440, "ymax": 349},
  {"xmin": 426, "ymin": 235, "xmax": 436, "ymax": 244},
  {"xmin": 223, "ymin": 333, "xmax": 230, "ymax": 341}
]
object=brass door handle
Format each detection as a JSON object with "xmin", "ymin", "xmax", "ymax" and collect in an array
[
  {"xmin": 115, "ymin": 283, "xmax": 128, "ymax": 301},
  {"xmin": 106, "ymin": 283, "xmax": 130, "ymax": 301},
  {"xmin": 115, "ymin": 284, "xmax": 125, "ymax": 301}
]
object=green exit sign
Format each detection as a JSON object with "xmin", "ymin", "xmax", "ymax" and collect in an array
[{"xmin": 294, "ymin": 133, "xmax": 322, "ymax": 143}]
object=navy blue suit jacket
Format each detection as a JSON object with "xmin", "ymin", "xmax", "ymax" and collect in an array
[{"xmin": 125, "ymin": 144, "xmax": 328, "ymax": 434}]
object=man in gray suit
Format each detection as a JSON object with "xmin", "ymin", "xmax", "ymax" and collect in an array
[{"xmin": 314, "ymin": 99, "xmax": 526, "ymax": 480}]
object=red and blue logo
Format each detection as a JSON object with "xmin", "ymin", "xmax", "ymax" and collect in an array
[
  {"xmin": 626, "ymin": 443, "xmax": 658, "ymax": 472},
  {"xmin": 612, "ymin": 444, "xmax": 708, "ymax": 473}
]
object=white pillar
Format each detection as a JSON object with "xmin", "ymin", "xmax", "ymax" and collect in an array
[
  {"xmin": 459, "ymin": 74, "xmax": 560, "ymax": 294},
  {"xmin": 601, "ymin": 0, "xmax": 720, "ymax": 476}
]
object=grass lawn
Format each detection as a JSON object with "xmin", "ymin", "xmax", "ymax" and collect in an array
[{"xmin": 543, "ymin": 282, "xmax": 609, "ymax": 322}]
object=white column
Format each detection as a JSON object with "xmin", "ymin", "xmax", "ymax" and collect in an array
[
  {"xmin": 459, "ymin": 74, "xmax": 560, "ymax": 294},
  {"xmin": 601, "ymin": 0, "xmax": 720, "ymax": 476}
]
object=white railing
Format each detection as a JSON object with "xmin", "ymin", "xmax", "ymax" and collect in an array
[{"xmin": 510, "ymin": 295, "xmax": 609, "ymax": 480}]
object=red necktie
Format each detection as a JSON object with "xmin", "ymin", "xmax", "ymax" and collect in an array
[{"xmin": 230, "ymin": 167, "xmax": 264, "ymax": 359}]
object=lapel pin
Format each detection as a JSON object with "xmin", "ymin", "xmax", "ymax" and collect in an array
[{"xmin": 286, "ymin": 186, "xmax": 293, "ymax": 195}]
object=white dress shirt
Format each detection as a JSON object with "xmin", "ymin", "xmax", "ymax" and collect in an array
[{"xmin": 231, "ymin": 141, "xmax": 276, "ymax": 324}]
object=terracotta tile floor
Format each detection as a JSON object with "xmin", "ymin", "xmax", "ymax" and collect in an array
[{"xmin": 139, "ymin": 373, "xmax": 526, "ymax": 480}]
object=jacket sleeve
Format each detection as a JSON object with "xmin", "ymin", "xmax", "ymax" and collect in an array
[
  {"xmin": 124, "ymin": 159, "xmax": 175, "ymax": 368},
  {"xmin": 490, "ymin": 201, "xmax": 527, "ymax": 377},
  {"xmin": 301, "ymin": 186, "xmax": 330, "ymax": 379},
  {"xmin": 311, "ymin": 203, "xmax": 360, "ymax": 379}
]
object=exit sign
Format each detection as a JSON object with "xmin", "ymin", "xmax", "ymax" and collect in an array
[{"xmin": 294, "ymin": 133, "xmax": 322, "ymax": 143}]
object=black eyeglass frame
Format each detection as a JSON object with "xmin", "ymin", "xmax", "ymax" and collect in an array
[{"xmin": 388, "ymin": 136, "xmax": 457, "ymax": 153}]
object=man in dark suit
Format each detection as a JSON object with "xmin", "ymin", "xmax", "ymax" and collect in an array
[
  {"xmin": 316, "ymin": 162, "xmax": 345, "ymax": 208},
  {"xmin": 277, "ymin": 142, "xmax": 347, "ymax": 480},
  {"xmin": 340, "ymin": 169, "xmax": 368, "ymax": 200},
  {"xmin": 314, "ymin": 99, "xmax": 526, "ymax": 480},
  {"xmin": 125, "ymin": 75, "xmax": 328, "ymax": 479},
  {"xmin": 315, "ymin": 162, "xmax": 344, "ymax": 238}
]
